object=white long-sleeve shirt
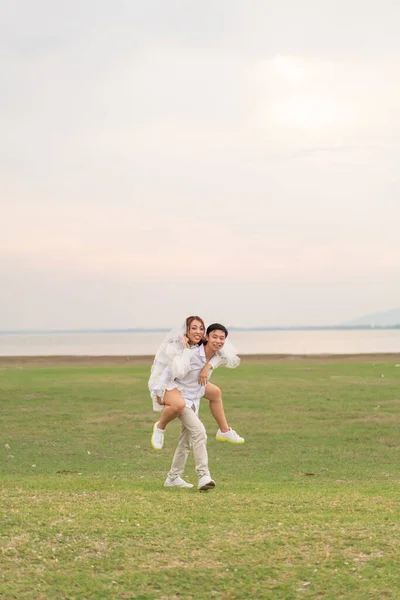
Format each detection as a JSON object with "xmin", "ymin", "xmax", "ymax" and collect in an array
[
  {"xmin": 149, "ymin": 341, "xmax": 221, "ymax": 412},
  {"xmin": 172, "ymin": 344, "xmax": 213, "ymax": 414}
]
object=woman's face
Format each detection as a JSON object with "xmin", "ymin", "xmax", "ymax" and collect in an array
[{"xmin": 187, "ymin": 319, "xmax": 205, "ymax": 345}]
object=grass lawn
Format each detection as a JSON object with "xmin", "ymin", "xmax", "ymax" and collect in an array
[{"xmin": 1, "ymin": 357, "xmax": 399, "ymax": 599}]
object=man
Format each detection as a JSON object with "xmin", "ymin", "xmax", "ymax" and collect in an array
[{"xmin": 163, "ymin": 323, "xmax": 240, "ymax": 491}]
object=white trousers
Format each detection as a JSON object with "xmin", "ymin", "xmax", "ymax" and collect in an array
[{"xmin": 167, "ymin": 407, "xmax": 210, "ymax": 479}]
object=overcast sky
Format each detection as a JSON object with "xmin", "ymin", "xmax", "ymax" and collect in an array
[{"xmin": 2, "ymin": 0, "xmax": 400, "ymax": 330}]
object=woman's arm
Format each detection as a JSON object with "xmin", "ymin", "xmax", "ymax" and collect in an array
[{"xmin": 166, "ymin": 340, "xmax": 192, "ymax": 379}]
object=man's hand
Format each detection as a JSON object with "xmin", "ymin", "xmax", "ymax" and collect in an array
[{"xmin": 198, "ymin": 364, "xmax": 212, "ymax": 385}]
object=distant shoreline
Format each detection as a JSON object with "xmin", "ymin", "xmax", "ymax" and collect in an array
[
  {"xmin": 1, "ymin": 325, "xmax": 400, "ymax": 335},
  {"xmin": 1, "ymin": 353, "xmax": 400, "ymax": 367}
]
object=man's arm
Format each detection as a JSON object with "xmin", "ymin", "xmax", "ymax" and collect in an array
[{"xmin": 198, "ymin": 353, "xmax": 222, "ymax": 385}]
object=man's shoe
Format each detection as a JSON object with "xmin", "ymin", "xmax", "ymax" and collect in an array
[
  {"xmin": 151, "ymin": 422, "xmax": 165, "ymax": 450},
  {"xmin": 164, "ymin": 476, "xmax": 194, "ymax": 488},
  {"xmin": 198, "ymin": 475, "xmax": 216, "ymax": 491},
  {"xmin": 216, "ymin": 428, "xmax": 245, "ymax": 444}
]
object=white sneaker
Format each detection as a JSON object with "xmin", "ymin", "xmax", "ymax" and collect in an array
[
  {"xmin": 151, "ymin": 422, "xmax": 165, "ymax": 450},
  {"xmin": 198, "ymin": 475, "xmax": 216, "ymax": 491},
  {"xmin": 164, "ymin": 476, "xmax": 194, "ymax": 488},
  {"xmin": 216, "ymin": 428, "xmax": 245, "ymax": 444}
]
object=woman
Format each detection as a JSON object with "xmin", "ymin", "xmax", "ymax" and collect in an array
[{"xmin": 149, "ymin": 315, "xmax": 244, "ymax": 450}]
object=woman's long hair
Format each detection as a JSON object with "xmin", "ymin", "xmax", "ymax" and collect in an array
[{"xmin": 185, "ymin": 315, "xmax": 206, "ymax": 345}]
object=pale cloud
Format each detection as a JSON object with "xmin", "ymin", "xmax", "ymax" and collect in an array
[{"xmin": 2, "ymin": 0, "xmax": 400, "ymax": 329}]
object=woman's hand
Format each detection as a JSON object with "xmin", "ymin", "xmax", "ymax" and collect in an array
[
  {"xmin": 198, "ymin": 364, "xmax": 212, "ymax": 385},
  {"xmin": 156, "ymin": 395, "xmax": 163, "ymax": 406},
  {"xmin": 183, "ymin": 335, "xmax": 190, "ymax": 348}
]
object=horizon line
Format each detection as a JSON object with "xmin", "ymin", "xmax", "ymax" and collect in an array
[{"xmin": 1, "ymin": 324, "xmax": 400, "ymax": 335}]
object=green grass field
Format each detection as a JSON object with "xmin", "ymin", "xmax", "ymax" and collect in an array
[{"xmin": 1, "ymin": 358, "xmax": 399, "ymax": 599}]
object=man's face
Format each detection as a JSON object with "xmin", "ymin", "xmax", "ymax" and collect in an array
[{"xmin": 206, "ymin": 329, "xmax": 226, "ymax": 352}]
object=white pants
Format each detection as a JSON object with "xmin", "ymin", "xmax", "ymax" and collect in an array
[{"xmin": 167, "ymin": 407, "xmax": 210, "ymax": 479}]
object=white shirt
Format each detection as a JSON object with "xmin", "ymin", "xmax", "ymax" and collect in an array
[
  {"xmin": 149, "ymin": 329, "xmax": 239, "ymax": 413},
  {"xmin": 173, "ymin": 345, "xmax": 212, "ymax": 414}
]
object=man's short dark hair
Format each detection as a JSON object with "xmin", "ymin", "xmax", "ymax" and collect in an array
[{"xmin": 206, "ymin": 323, "xmax": 228, "ymax": 337}]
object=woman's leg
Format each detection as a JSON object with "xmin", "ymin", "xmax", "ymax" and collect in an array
[
  {"xmin": 158, "ymin": 388, "xmax": 186, "ymax": 430},
  {"xmin": 204, "ymin": 382, "xmax": 245, "ymax": 444},
  {"xmin": 151, "ymin": 388, "xmax": 186, "ymax": 450},
  {"xmin": 204, "ymin": 382, "xmax": 229, "ymax": 432}
]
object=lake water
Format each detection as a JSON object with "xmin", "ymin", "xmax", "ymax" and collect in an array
[{"xmin": 1, "ymin": 329, "xmax": 400, "ymax": 356}]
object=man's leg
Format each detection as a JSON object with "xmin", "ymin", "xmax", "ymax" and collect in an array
[
  {"xmin": 177, "ymin": 408, "xmax": 215, "ymax": 490},
  {"xmin": 177, "ymin": 408, "xmax": 209, "ymax": 479},
  {"xmin": 204, "ymin": 383, "xmax": 245, "ymax": 444},
  {"xmin": 166, "ymin": 410, "xmax": 213, "ymax": 489},
  {"xmin": 167, "ymin": 421, "xmax": 192, "ymax": 480}
]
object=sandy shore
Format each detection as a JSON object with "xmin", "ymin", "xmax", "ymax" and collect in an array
[{"xmin": 1, "ymin": 353, "xmax": 400, "ymax": 367}]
